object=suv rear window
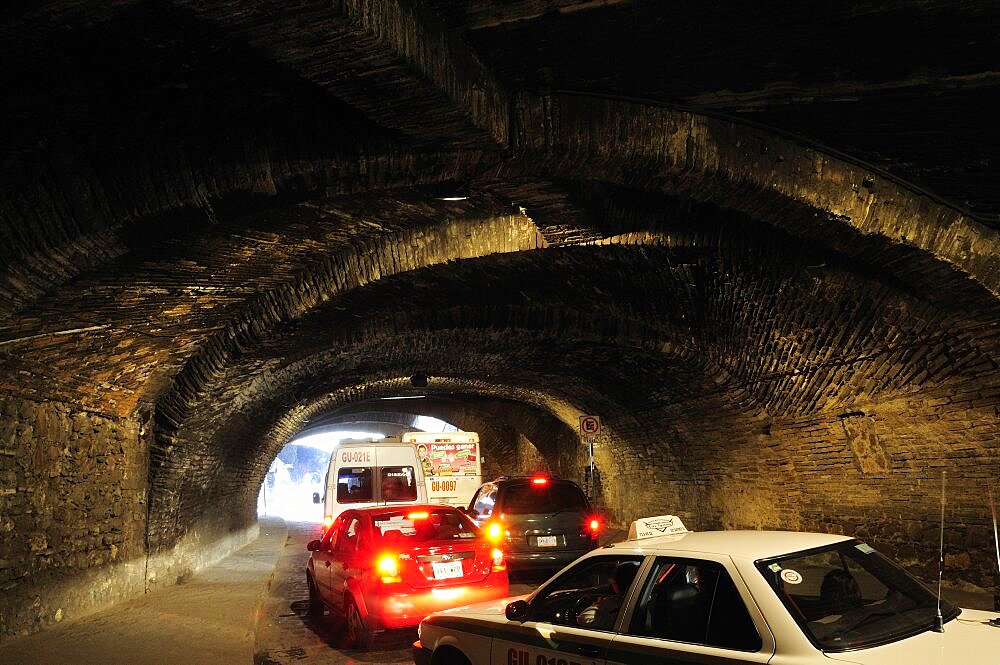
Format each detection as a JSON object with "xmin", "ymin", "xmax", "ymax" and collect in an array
[{"xmin": 502, "ymin": 480, "xmax": 589, "ymax": 514}]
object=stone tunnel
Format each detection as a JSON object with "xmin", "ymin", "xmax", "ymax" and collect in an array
[{"xmin": 2, "ymin": 0, "xmax": 999, "ymax": 642}]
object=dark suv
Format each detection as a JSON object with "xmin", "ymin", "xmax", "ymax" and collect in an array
[{"xmin": 465, "ymin": 476, "xmax": 601, "ymax": 573}]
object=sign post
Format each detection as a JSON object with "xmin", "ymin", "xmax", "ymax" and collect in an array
[{"xmin": 579, "ymin": 415, "xmax": 601, "ymax": 499}]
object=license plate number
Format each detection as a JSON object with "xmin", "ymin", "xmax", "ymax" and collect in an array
[
  {"xmin": 536, "ymin": 535, "xmax": 558, "ymax": 547},
  {"xmin": 431, "ymin": 560, "xmax": 464, "ymax": 579}
]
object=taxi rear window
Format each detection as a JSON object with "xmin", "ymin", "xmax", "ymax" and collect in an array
[
  {"xmin": 756, "ymin": 540, "xmax": 959, "ymax": 651},
  {"xmin": 502, "ymin": 481, "xmax": 588, "ymax": 515}
]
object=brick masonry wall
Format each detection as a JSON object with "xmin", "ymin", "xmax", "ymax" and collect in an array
[
  {"xmin": 0, "ymin": 397, "xmax": 259, "ymax": 643},
  {"xmin": 592, "ymin": 380, "xmax": 1000, "ymax": 589},
  {"xmin": 0, "ymin": 397, "xmax": 146, "ymax": 640}
]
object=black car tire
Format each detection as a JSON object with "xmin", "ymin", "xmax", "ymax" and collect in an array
[
  {"xmin": 345, "ymin": 595, "xmax": 374, "ymax": 650},
  {"xmin": 306, "ymin": 573, "xmax": 323, "ymax": 616}
]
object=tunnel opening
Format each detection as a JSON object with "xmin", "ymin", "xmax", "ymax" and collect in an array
[{"xmin": 256, "ymin": 415, "xmax": 465, "ymax": 523}]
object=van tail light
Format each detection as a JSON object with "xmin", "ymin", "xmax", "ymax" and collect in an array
[
  {"xmin": 588, "ymin": 517, "xmax": 601, "ymax": 538},
  {"xmin": 491, "ymin": 548, "xmax": 506, "ymax": 572},
  {"xmin": 485, "ymin": 521, "xmax": 505, "ymax": 543},
  {"xmin": 377, "ymin": 555, "xmax": 401, "ymax": 583}
]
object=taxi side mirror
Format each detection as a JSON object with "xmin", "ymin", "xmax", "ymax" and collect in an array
[
  {"xmin": 307, "ymin": 539, "xmax": 322, "ymax": 552},
  {"xmin": 312, "ymin": 492, "xmax": 321, "ymax": 504},
  {"xmin": 505, "ymin": 599, "xmax": 529, "ymax": 622}
]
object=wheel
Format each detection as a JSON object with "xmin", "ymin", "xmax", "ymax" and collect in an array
[
  {"xmin": 432, "ymin": 646, "xmax": 472, "ymax": 665},
  {"xmin": 344, "ymin": 596, "xmax": 374, "ymax": 650},
  {"xmin": 306, "ymin": 574, "xmax": 323, "ymax": 616}
]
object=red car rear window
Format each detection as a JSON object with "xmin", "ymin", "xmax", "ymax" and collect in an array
[{"xmin": 372, "ymin": 508, "xmax": 478, "ymax": 543}]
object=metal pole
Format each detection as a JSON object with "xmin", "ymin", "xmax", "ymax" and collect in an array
[
  {"xmin": 589, "ymin": 437, "xmax": 595, "ymax": 499},
  {"xmin": 933, "ymin": 470, "xmax": 945, "ymax": 632},
  {"xmin": 989, "ymin": 487, "xmax": 1000, "ymax": 614}
]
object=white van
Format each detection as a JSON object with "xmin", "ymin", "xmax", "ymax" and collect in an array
[
  {"xmin": 313, "ymin": 438, "xmax": 427, "ymax": 529},
  {"xmin": 402, "ymin": 431, "xmax": 481, "ymax": 507}
]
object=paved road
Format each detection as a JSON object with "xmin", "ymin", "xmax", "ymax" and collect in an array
[{"xmin": 252, "ymin": 521, "xmax": 539, "ymax": 665}]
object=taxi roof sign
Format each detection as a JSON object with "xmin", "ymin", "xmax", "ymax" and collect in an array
[{"xmin": 628, "ymin": 514, "xmax": 688, "ymax": 540}]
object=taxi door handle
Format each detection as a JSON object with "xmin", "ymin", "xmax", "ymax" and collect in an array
[{"xmin": 572, "ymin": 644, "xmax": 602, "ymax": 658}]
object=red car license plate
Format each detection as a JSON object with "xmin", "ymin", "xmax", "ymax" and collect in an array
[{"xmin": 431, "ymin": 560, "xmax": 464, "ymax": 579}]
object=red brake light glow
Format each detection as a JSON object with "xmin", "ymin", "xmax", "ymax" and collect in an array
[
  {"xmin": 377, "ymin": 555, "xmax": 401, "ymax": 583},
  {"xmin": 491, "ymin": 548, "xmax": 506, "ymax": 572},
  {"xmin": 407, "ymin": 511, "xmax": 429, "ymax": 520},
  {"xmin": 531, "ymin": 477, "xmax": 548, "ymax": 485},
  {"xmin": 485, "ymin": 522, "xmax": 504, "ymax": 542},
  {"xmin": 589, "ymin": 518, "xmax": 600, "ymax": 532}
]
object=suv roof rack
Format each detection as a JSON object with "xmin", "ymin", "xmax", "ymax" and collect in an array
[{"xmin": 490, "ymin": 473, "xmax": 559, "ymax": 482}]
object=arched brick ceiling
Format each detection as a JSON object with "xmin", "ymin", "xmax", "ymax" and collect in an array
[
  {"xmin": 142, "ymin": 218, "xmax": 999, "ymax": 544},
  {"xmin": 430, "ymin": 0, "xmax": 1000, "ymax": 220},
  {"xmin": 2, "ymin": 1, "xmax": 999, "ymax": 557}
]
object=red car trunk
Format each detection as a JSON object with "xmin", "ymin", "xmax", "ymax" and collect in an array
[{"xmin": 400, "ymin": 540, "xmax": 494, "ymax": 589}]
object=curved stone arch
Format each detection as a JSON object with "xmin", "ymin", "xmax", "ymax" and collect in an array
[
  {"xmin": 261, "ymin": 377, "xmax": 678, "ymax": 525},
  {"xmin": 283, "ymin": 406, "xmax": 540, "ymax": 483},
  {"xmin": 148, "ymin": 231, "xmax": 1000, "ymax": 536},
  {"xmin": 508, "ymin": 92, "xmax": 1000, "ymax": 298},
  {"xmin": 148, "ymin": 366, "xmax": 654, "ymax": 548},
  {"xmin": 153, "ymin": 212, "xmax": 545, "ymax": 449}
]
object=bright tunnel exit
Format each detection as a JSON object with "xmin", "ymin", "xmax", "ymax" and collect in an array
[{"xmin": 257, "ymin": 430, "xmax": 384, "ymax": 522}]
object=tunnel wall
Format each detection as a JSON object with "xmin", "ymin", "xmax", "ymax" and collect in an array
[
  {"xmin": 604, "ymin": 383, "xmax": 1000, "ymax": 588},
  {"xmin": 0, "ymin": 397, "xmax": 146, "ymax": 639},
  {"xmin": 0, "ymin": 397, "xmax": 259, "ymax": 643}
]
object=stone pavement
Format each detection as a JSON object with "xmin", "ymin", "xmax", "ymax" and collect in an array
[{"xmin": 0, "ymin": 518, "xmax": 287, "ymax": 665}]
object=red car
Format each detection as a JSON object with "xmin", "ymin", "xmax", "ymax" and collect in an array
[{"xmin": 306, "ymin": 504, "xmax": 510, "ymax": 649}]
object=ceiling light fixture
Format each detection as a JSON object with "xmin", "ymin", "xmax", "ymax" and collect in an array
[{"xmin": 431, "ymin": 180, "xmax": 470, "ymax": 201}]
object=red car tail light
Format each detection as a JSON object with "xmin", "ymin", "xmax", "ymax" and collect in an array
[
  {"xmin": 407, "ymin": 511, "xmax": 429, "ymax": 520},
  {"xmin": 588, "ymin": 517, "xmax": 601, "ymax": 538},
  {"xmin": 323, "ymin": 515, "xmax": 334, "ymax": 529},
  {"xmin": 377, "ymin": 555, "xmax": 401, "ymax": 583},
  {"xmin": 491, "ymin": 548, "xmax": 506, "ymax": 572},
  {"xmin": 531, "ymin": 476, "xmax": 548, "ymax": 485}
]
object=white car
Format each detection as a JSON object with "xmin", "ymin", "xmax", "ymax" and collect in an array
[{"xmin": 414, "ymin": 515, "xmax": 1000, "ymax": 664}]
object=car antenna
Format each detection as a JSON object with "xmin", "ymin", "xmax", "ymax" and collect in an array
[
  {"xmin": 988, "ymin": 485, "xmax": 1000, "ymax": 628},
  {"xmin": 933, "ymin": 470, "xmax": 945, "ymax": 633}
]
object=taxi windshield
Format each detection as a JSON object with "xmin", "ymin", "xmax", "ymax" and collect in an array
[
  {"xmin": 371, "ymin": 508, "xmax": 479, "ymax": 544},
  {"xmin": 756, "ymin": 540, "xmax": 959, "ymax": 652}
]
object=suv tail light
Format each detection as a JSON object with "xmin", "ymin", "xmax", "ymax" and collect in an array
[
  {"xmin": 485, "ymin": 521, "xmax": 505, "ymax": 543},
  {"xmin": 588, "ymin": 517, "xmax": 601, "ymax": 538}
]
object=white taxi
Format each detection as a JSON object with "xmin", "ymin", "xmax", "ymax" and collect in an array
[{"xmin": 414, "ymin": 515, "xmax": 1000, "ymax": 664}]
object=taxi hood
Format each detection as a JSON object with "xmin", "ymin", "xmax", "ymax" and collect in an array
[
  {"xmin": 431, "ymin": 594, "xmax": 530, "ymax": 620},
  {"xmin": 824, "ymin": 609, "xmax": 1000, "ymax": 665}
]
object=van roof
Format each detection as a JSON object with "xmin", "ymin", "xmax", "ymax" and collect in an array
[{"xmin": 337, "ymin": 440, "xmax": 411, "ymax": 447}]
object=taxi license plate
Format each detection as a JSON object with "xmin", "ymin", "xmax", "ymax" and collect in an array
[
  {"xmin": 431, "ymin": 560, "xmax": 464, "ymax": 579},
  {"xmin": 536, "ymin": 535, "xmax": 558, "ymax": 547}
]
